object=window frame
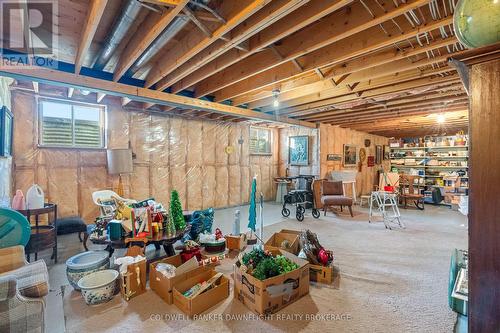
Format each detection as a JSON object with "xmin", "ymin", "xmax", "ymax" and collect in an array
[
  {"xmin": 37, "ymin": 96, "xmax": 107, "ymax": 149},
  {"xmin": 249, "ymin": 126, "xmax": 273, "ymax": 156}
]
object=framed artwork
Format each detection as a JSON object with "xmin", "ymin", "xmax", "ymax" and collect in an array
[
  {"xmin": 327, "ymin": 154, "xmax": 342, "ymax": 161},
  {"xmin": 289, "ymin": 136, "xmax": 309, "ymax": 166},
  {"xmin": 376, "ymin": 145, "xmax": 383, "ymax": 164},
  {"xmin": 0, "ymin": 106, "xmax": 13, "ymax": 157},
  {"xmin": 343, "ymin": 144, "xmax": 358, "ymax": 167},
  {"xmin": 383, "ymin": 145, "xmax": 390, "ymax": 160}
]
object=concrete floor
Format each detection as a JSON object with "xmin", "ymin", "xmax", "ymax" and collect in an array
[{"xmin": 40, "ymin": 202, "xmax": 467, "ymax": 333}]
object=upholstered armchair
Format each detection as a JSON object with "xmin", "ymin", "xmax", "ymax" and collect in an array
[
  {"xmin": 0, "ymin": 246, "xmax": 49, "ymax": 333},
  {"xmin": 320, "ymin": 180, "xmax": 354, "ymax": 217}
]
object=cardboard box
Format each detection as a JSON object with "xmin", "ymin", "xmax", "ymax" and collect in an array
[
  {"xmin": 233, "ymin": 249, "xmax": 309, "ymax": 315},
  {"xmin": 265, "ymin": 231, "xmax": 300, "ymax": 255},
  {"xmin": 149, "ymin": 255, "xmax": 211, "ymax": 304},
  {"xmin": 279, "ymin": 229, "xmax": 336, "ymax": 285},
  {"xmin": 309, "ymin": 263, "xmax": 334, "ymax": 284},
  {"xmin": 173, "ymin": 270, "xmax": 229, "ymax": 317},
  {"xmin": 226, "ymin": 234, "xmax": 246, "ymax": 251}
]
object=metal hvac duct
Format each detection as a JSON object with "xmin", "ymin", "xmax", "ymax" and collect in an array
[
  {"xmin": 128, "ymin": 0, "xmax": 212, "ymax": 76},
  {"xmin": 93, "ymin": 0, "xmax": 143, "ymax": 71},
  {"xmin": 128, "ymin": 15, "xmax": 190, "ymax": 75}
]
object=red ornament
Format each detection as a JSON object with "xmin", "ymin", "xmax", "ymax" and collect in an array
[
  {"xmin": 180, "ymin": 247, "xmax": 201, "ymax": 262},
  {"xmin": 317, "ymin": 248, "xmax": 330, "ymax": 266},
  {"xmin": 215, "ymin": 228, "xmax": 223, "ymax": 240}
]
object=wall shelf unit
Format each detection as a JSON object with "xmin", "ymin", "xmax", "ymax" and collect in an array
[{"xmin": 389, "ymin": 135, "xmax": 469, "ymax": 207}]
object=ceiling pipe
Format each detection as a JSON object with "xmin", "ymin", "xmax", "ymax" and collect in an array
[
  {"xmin": 127, "ymin": 0, "xmax": 212, "ymax": 77},
  {"xmin": 128, "ymin": 15, "xmax": 190, "ymax": 75},
  {"xmin": 93, "ymin": 0, "xmax": 143, "ymax": 71}
]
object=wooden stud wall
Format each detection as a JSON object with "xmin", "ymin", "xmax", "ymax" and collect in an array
[{"xmin": 319, "ymin": 124, "xmax": 390, "ymax": 197}]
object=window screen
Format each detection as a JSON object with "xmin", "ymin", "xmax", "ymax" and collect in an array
[
  {"xmin": 249, "ymin": 127, "xmax": 272, "ymax": 155},
  {"xmin": 39, "ymin": 99, "xmax": 105, "ymax": 148}
]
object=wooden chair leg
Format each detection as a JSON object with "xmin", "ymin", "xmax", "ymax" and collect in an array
[
  {"xmin": 340, "ymin": 205, "xmax": 343, "ymax": 212},
  {"xmin": 323, "ymin": 206, "xmax": 327, "ymax": 216},
  {"xmin": 83, "ymin": 232, "xmax": 89, "ymax": 251},
  {"xmin": 348, "ymin": 205, "xmax": 353, "ymax": 217}
]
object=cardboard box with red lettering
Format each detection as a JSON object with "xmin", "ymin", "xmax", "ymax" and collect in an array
[{"xmin": 233, "ymin": 249, "xmax": 309, "ymax": 315}]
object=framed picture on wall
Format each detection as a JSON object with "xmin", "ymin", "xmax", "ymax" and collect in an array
[
  {"xmin": 0, "ymin": 106, "xmax": 13, "ymax": 157},
  {"xmin": 343, "ymin": 144, "xmax": 357, "ymax": 167},
  {"xmin": 289, "ymin": 135, "xmax": 309, "ymax": 166},
  {"xmin": 376, "ymin": 145, "xmax": 383, "ymax": 164}
]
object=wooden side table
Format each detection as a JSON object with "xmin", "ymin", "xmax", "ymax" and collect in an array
[{"xmin": 17, "ymin": 203, "xmax": 58, "ymax": 262}]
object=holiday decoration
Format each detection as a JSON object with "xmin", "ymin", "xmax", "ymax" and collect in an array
[{"xmin": 169, "ymin": 190, "xmax": 186, "ymax": 231}]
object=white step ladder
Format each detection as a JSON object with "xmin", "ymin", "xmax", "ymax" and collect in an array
[{"xmin": 369, "ymin": 191, "xmax": 404, "ymax": 230}]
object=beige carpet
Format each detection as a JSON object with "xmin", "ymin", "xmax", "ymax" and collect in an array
[{"xmin": 61, "ymin": 206, "xmax": 467, "ymax": 333}]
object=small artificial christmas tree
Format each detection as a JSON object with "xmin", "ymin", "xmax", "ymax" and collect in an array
[{"xmin": 169, "ymin": 190, "xmax": 186, "ymax": 231}]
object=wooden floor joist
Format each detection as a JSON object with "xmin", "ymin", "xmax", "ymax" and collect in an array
[
  {"xmin": 3, "ymin": 0, "xmax": 481, "ymax": 137},
  {"xmin": 0, "ymin": 67, "xmax": 315, "ymax": 128},
  {"xmin": 169, "ymin": 0, "xmax": 353, "ymax": 94},
  {"xmin": 145, "ymin": 0, "xmax": 273, "ymax": 88},
  {"xmin": 198, "ymin": 2, "xmax": 450, "ymax": 100}
]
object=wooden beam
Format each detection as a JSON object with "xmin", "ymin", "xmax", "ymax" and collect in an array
[
  {"xmin": 197, "ymin": 0, "xmax": 439, "ymax": 99},
  {"xmin": 212, "ymin": 16, "xmax": 455, "ymax": 102},
  {"xmin": 74, "ymin": 0, "xmax": 108, "ymax": 74},
  {"xmin": 145, "ymin": 0, "xmax": 272, "ymax": 89},
  {"xmin": 244, "ymin": 37, "xmax": 458, "ymax": 108},
  {"xmin": 256, "ymin": 52, "xmax": 464, "ymax": 111},
  {"xmin": 155, "ymin": 0, "xmax": 311, "ymax": 92},
  {"xmin": 304, "ymin": 95, "xmax": 468, "ymax": 121},
  {"xmin": 113, "ymin": 0, "xmax": 190, "ymax": 81},
  {"xmin": 318, "ymin": 100, "xmax": 469, "ymax": 124},
  {"xmin": 289, "ymin": 81, "xmax": 465, "ymax": 117},
  {"xmin": 274, "ymin": 67, "xmax": 457, "ymax": 115},
  {"xmin": 170, "ymin": 0, "xmax": 351, "ymax": 94},
  {"xmin": 278, "ymin": 74, "xmax": 460, "ymax": 116},
  {"xmin": 331, "ymin": 104, "xmax": 469, "ymax": 125},
  {"xmin": 0, "ymin": 66, "xmax": 315, "ymax": 128}
]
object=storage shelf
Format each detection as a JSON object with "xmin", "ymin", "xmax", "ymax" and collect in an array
[{"xmin": 391, "ymin": 146, "xmax": 468, "ymax": 150}]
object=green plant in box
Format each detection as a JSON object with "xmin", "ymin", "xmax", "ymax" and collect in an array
[{"xmin": 169, "ymin": 190, "xmax": 186, "ymax": 231}]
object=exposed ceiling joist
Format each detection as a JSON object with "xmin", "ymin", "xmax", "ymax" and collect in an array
[
  {"xmin": 244, "ymin": 37, "xmax": 458, "ymax": 108},
  {"xmin": 0, "ymin": 66, "xmax": 315, "ymax": 128},
  {"xmin": 169, "ymin": 0, "xmax": 351, "ymax": 94},
  {"xmin": 154, "ymin": 0, "xmax": 312, "ymax": 92},
  {"xmin": 113, "ymin": 0, "xmax": 190, "ymax": 81},
  {"xmin": 211, "ymin": 16, "xmax": 454, "ymax": 103},
  {"xmin": 145, "ymin": 0, "xmax": 273, "ymax": 89},
  {"xmin": 198, "ymin": 0, "xmax": 439, "ymax": 99},
  {"xmin": 74, "ymin": 0, "xmax": 108, "ymax": 74}
]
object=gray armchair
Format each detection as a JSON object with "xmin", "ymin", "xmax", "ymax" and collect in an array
[{"xmin": 0, "ymin": 246, "xmax": 48, "ymax": 333}]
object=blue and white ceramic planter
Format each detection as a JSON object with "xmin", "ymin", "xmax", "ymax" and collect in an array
[
  {"xmin": 66, "ymin": 251, "xmax": 110, "ymax": 290},
  {"xmin": 78, "ymin": 269, "xmax": 119, "ymax": 305}
]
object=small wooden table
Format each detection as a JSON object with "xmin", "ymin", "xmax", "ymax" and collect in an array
[
  {"xmin": 17, "ymin": 203, "xmax": 58, "ymax": 262},
  {"xmin": 91, "ymin": 225, "xmax": 190, "ymax": 263}
]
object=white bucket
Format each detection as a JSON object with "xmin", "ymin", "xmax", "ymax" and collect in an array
[{"xmin": 26, "ymin": 184, "xmax": 45, "ymax": 209}]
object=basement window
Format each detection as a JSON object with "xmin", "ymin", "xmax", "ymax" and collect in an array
[
  {"xmin": 38, "ymin": 98, "xmax": 106, "ymax": 149},
  {"xmin": 249, "ymin": 126, "xmax": 272, "ymax": 155}
]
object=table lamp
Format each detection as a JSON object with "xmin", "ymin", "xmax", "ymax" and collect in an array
[{"xmin": 106, "ymin": 149, "xmax": 133, "ymax": 197}]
